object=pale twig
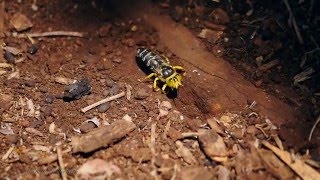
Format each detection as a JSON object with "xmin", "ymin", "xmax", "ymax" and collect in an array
[
  {"xmin": 57, "ymin": 146, "xmax": 68, "ymax": 180},
  {"xmin": 2, "ymin": 146, "xmax": 15, "ymax": 160},
  {"xmin": 81, "ymin": 92, "xmax": 125, "ymax": 113},
  {"xmin": 283, "ymin": 0, "xmax": 304, "ymax": 44},
  {"xmin": 17, "ymin": 31, "xmax": 84, "ymax": 38},
  {"xmin": 308, "ymin": 115, "xmax": 320, "ymax": 141},
  {"xmin": 150, "ymin": 123, "xmax": 159, "ymax": 180}
]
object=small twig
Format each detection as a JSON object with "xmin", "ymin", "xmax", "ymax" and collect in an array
[
  {"xmin": 308, "ymin": 115, "xmax": 320, "ymax": 141},
  {"xmin": 283, "ymin": 0, "xmax": 304, "ymax": 44},
  {"xmin": 150, "ymin": 123, "xmax": 159, "ymax": 180},
  {"xmin": 17, "ymin": 31, "xmax": 84, "ymax": 38},
  {"xmin": 2, "ymin": 146, "xmax": 15, "ymax": 160},
  {"xmin": 81, "ymin": 92, "xmax": 125, "ymax": 113},
  {"xmin": 57, "ymin": 146, "xmax": 68, "ymax": 180},
  {"xmin": 170, "ymin": 164, "xmax": 178, "ymax": 180}
]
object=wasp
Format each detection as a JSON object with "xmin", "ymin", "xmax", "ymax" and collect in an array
[{"xmin": 136, "ymin": 47, "xmax": 186, "ymax": 93}]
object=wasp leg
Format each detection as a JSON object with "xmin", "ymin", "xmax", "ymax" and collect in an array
[
  {"xmin": 153, "ymin": 77, "xmax": 160, "ymax": 91},
  {"xmin": 161, "ymin": 84, "xmax": 168, "ymax": 94},
  {"xmin": 143, "ymin": 73, "xmax": 156, "ymax": 81},
  {"xmin": 173, "ymin": 66, "xmax": 186, "ymax": 75},
  {"xmin": 161, "ymin": 55, "xmax": 170, "ymax": 63}
]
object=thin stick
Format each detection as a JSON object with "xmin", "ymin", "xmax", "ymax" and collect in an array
[
  {"xmin": 283, "ymin": 0, "xmax": 304, "ymax": 44},
  {"xmin": 2, "ymin": 146, "xmax": 14, "ymax": 160},
  {"xmin": 150, "ymin": 123, "xmax": 159, "ymax": 180},
  {"xmin": 18, "ymin": 31, "xmax": 84, "ymax": 38},
  {"xmin": 81, "ymin": 92, "xmax": 125, "ymax": 113},
  {"xmin": 309, "ymin": 115, "xmax": 320, "ymax": 141},
  {"xmin": 57, "ymin": 146, "xmax": 68, "ymax": 180}
]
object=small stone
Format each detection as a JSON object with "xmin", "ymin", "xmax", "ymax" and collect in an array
[
  {"xmin": 112, "ymin": 58, "xmax": 122, "ymax": 64},
  {"xmin": 198, "ymin": 29, "xmax": 223, "ymax": 43},
  {"xmin": 131, "ymin": 25, "xmax": 138, "ymax": 32},
  {"xmin": 102, "ymin": 89, "xmax": 110, "ymax": 96},
  {"xmin": 126, "ymin": 38, "xmax": 135, "ymax": 47},
  {"xmin": 20, "ymin": 119, "xmax": 30, "ymax": 127},
  {"xmin": 79, "ymin": 122, "xmax": 97, "ymax": 133},
  {"xmin": 6, "ymin": 134, "xmax": 18, "ymax": 144},
  {"xmin": 27, "ymin": 45, "xmax": 38, "ymax": 55},
  {"xmin": 135, "ymin": 88, "xmax": 149, "ymax": 100},
  {"xmin": 230, "ymin": 128, "xmax": 244, "ymax": 139},
  {"xmin": 38, "ymin": 86, "xmax": 48, "ymax": 93},
  {"xmin": 97, "ymin": 102, "xmax": 110, "ymax": 113},
  {"xmin": 40, "ymin": 106, "xmax": 52, "ymax": 117},
  {"xmin": 246, "ymin": 125, "xmax": 257, "ymax": 135},
  {"xmin": 4, "ymin": 51, "xmax": 15, "ymax": 64},
  {"xmin": 109, "ymin": 84, "xmax": 120, "ymax": 95},
  {"xmin": 19, "ymin": 154, "xmax": 32, "ymax": 164},
  {"xmin": 45, "ymin": 95, "xmax": 55, "ymax": 104},
  {"xmin": 105, "ymin": 78, "xmax": 115, "ymax": 87},
  {"xmin": 99, "ymin": 23, "xmax": 112, "ymax": 37},
  {"xmin": 24, "ymin": 80, "xmax": 35, "ymax": 87},
  {"xmin": 255, "ymin": 56, "xmax": 264, "ymax": 67}
]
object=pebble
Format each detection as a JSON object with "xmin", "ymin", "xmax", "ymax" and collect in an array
[
  {"xmin": 97, "ymin": 102, "xmax": 110, "ymax": 113},
  {"xmin": 109, "ymin": 84, "xmax": 120, "ymax": 95},
  {"xmin": 24, "ymin": 80, "xmax": 35, "ymax": 87},
  {"xmin": 126, "ymin": 38, "xmax": 135, "ymax": 47},
  {"xmin": 105, "ymin": 78, "xmax": 115, "ymax": 87},
  {"xmin": 6, "ymin": 134, "xmax": 18, "ymax": 144},
  {"xmin": 134, "ymin": 88, "xmax": 149, "ymax": 100},
  {"xmin": 231, "ymin": 128, "xmax": 244, "ymax": 139},
  {"xmin": 27, "ymin": 45, "xmax": 38, "ymax": 55},
  {"xmin": 20, "ymin": 119, "xmax": 30, "ymax": 128},
  {"xmin": 45, "ymin": 95, "xmax": 55, "ymax": 104},
  {"xmin": 79, "ymin": 122, "xmax": 97, "ymax": 133},
  {"xmin": 246, "ymin": 125, "xmax": 257, "ymax": 135},
  {"xmin": 112, "ymin": 58, "xmax": 122, "ymax": 64},
  {"xmin": 103, "ymin": 89, "xmax": 110, "ymax": 96},
  {"xmin": 40, "ymin": 106, "xmax": 52, "ymax": 117},
  {"xmin": 4, "ymin": 51, "xmax": 15, "ymax": 63},
  {"xmin": 38, "ymin": 86, "xmax": 48, "ymax": 93}
]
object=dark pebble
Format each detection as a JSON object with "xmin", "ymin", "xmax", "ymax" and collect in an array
[
  {"xmin": 4, "ymin": 51, "xmax": 15, "ymax": 63},
  {"xmin": 105, "ymin": 78, "xmax": 115, "ymax": 87},
  {"xmin": 25, "ymin": 80, "xmax": 35, "ymax": 87},
  {"xmin": 97, "ymin": 102, "xmax": 110, "ymax": 113},
  {"xmin": 109, "ymin": 84, "xmax": 120, "ymax": 95},
  {"xmin": 40, "ymin": 106, "xmax": 52, "ymax": 117},
  {"xmin": 38, "ymin": 86, "xmax": 48, "ymax": 93},
  {"xmin": 45, "ymin": 95, "xmax": 55, "ymax": 104},
  {"xmin": 79, "ymin": 122, "xmax": 97, "ymax": 133},
  {"xmin": 27, "ymin": 45, "xmax": 38, "ymax": 55}
]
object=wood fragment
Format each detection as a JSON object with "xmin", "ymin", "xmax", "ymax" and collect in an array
[
  {"xmin": 17, "ymin": 31, "xmax": 84, "ymax": 38},
  {"xmin": 262, "ymin": 141, "xmax": 320, "ymax": 180},
  {"xmin": 81, "ymin": 92, "xmax": 125, "ymax": 113},
  {"xmin": 57, "ymin": 146, "xmax": 68, "ymax": 180},
  {"xmin": 2, "ymin": 146, "xmax": 14, "ymax": 160},
  {"xmin": 71, "ymin": 120, "xmax": 136, "ymax": 153},
  {"xmin": 258, "ymin": 59, "xmax": 279, "ymax": 72}
]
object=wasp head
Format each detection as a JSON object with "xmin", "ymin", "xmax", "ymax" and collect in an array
[{"xmin": 166, "ymin": 73, "xmax": 183, "ymax": 90}]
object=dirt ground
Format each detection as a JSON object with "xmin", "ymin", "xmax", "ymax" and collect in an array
[{"xmin": 0, "ymin": 0, "xmax": 319, "ymax": 179}]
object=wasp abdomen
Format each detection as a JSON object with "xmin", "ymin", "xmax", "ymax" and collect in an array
[{"xmin": 137, "ymin": 48, "xmax": 164, "ymax": 71}]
